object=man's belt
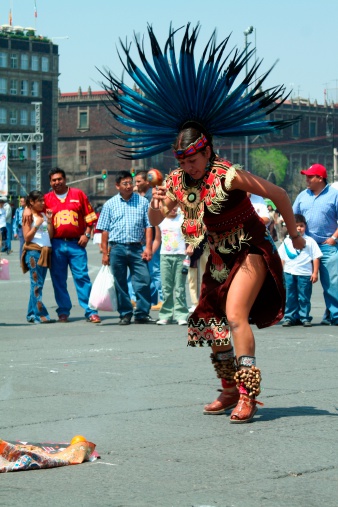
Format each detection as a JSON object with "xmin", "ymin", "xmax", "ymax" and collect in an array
[
  {"xmin": 53, "ymin": 237, "xmax": 80, "ymax": 242},
  {"xmin": 109, "ymin": 241, "xmax": 141, "ymax": 246}
]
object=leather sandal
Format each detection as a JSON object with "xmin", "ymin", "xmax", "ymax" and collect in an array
[
  {"xmin": 229, "ymin": 393, "xmax": 263, "ymax": 424},
  {"xmin": 203, "ymin": 387, "xmax": 240, "ymax": 415}
]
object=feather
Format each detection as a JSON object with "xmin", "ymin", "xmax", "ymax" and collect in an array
[{"xmin": 100, "ymin": 23, "xmax": 297, "ymax": 159}]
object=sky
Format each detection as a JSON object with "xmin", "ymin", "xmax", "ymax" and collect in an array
[{"xmin": 3, "ymin": 0, "xmax": 338, "ymax": 105}]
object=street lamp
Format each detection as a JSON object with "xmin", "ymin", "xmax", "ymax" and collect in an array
[{"xmin": 244, "ymin": 26, "xmax": 254, "ymax": 171}]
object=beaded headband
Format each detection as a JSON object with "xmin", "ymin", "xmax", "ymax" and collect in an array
[{"xmin": 173, "ymin": 134, "xmax": 208, "ymax": 160}]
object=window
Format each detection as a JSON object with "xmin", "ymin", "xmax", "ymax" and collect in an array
[
  {"xmin": 31, "ymin": 145, "xmax": 36, "ymax": 161},
  {"xmin": 10, "ymin": 79, "xmax": 18, "ymax": 95},
  {"xmin": 309, "ymin": 119, "xmax": 317, "ymax": 138},
  {"xmin": 20, "ymin": 110, "xmax": 28, "ymax": 126},
  {"xmin": 31, "ymin": 55, "xmax": 39, "ymax": 71},
  {"xmin": 10, "ymin": 110, "xmax": 17, "ymax": 125},
  {"xmin": 292, "ymin": 122, "xmax": 300, "ymax": 138},
  {"xmin": 9, "ymin": 145, "xmax": 18, "ymax": 158},
  {"xmin": 21, "ymin": 54, "xmax": 29, "ymax": 70},
  {"xmin": 0, "ymin": 52, "xmax": 7, "ymax": 67},
  {"xmin": 0, "ymin": 108, "xmax": 7, "ymax": 124},
  {"xmin": 96, "ymin": 180, "xmax": 105, "ymax": 192},
  {"xmin": 31, "ymin": 110, "xmax": 36, "ymax": 126},
  {"xmin": 79, "ymin": 150, "xmax": 87, "ymax": 165},
  {"xmin": 41, "ymin": 56, "xmax": 49, "ymax": 72},
  {"xmin": 0, "ymin": 78, "xmax": 7, "ymax": 94},
  {"xmin": 31, "ymin": 81, "xmax": 39, "ymax": 96},
  {"xmin": 10, "ymin": 53, "xmax": 18, "ymax": 69},
  {"xmin": 21, "ymin": 80, "xmax": 28, "ymax": 96},
  {"xmin": 79, "ymin": 111, "xmax": 88, "ymax": 129}
]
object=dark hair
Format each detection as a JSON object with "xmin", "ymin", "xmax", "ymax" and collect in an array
[
  {"xmin": 26, "ymin": 190, "xmax": 44, "ymax": 207},
  {"xmin": 115, "ymin": 170, "xmax": 133, "ymax": 184},
  {"xmin": 294, "ymin": 213, "xmax": 306, "ymax": 225},
  {"xmin": 173, "ymin": 126, "xmax": 216, "ymax": 162},
  {"xmin": 135, "ymin": 170, "xmax": 147, "ymax": 180},
  {"xmin": 48, "ymin": 167, "xmax": 66, "ymax": 179}
]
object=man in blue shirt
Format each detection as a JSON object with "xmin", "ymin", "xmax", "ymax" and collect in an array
[
  {"xmin": 293, "ymin": 164, "xmax": 338, "ymax": 325},
  {"xmin": 98, "ymin": 171, "xmax": 156, "ymax": 325}
]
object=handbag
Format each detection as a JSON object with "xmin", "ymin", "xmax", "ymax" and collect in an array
[
  {"xmin": 89, "ymin": 265, "xmax": 117, "ymax": 312},
  {"xmin": 0, "ymin": 258, "xmax": 9, "ymax": 280}
]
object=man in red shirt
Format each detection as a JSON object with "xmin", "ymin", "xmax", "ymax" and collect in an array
[{"xmin": 44, "ymin": 168, "xmax": 100, "ymax": 323}]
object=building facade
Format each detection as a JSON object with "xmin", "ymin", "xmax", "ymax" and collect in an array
[
  {"xmin": 58, "ymin": 89, "xmax": 175, "ymax": 207},
  {"xmin": 58, "ymin": 91, "xmax": 338, "ymax": 205},
  {"xmin": 0, "ymin": 25, "xmax": 59, "ymax": 197}
]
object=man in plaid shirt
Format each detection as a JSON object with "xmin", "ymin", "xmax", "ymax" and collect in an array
[{"xmin": 98, "ymin": 171, "xmax": 156, "ymax": 325}]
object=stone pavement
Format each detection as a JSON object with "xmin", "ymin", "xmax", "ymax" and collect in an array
[{"xmin": 0, "ymin": 241, "xmax": 337, "ymax": 507}]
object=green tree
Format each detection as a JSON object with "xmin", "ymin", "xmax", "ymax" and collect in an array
[{"xmin": 250, "ymin": 148, "xmax": 288, "ymax": 185}]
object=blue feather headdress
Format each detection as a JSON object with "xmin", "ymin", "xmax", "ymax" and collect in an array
[{"xmin": 100, "ymin": 23, "xmax": 296, "ymax": 160}]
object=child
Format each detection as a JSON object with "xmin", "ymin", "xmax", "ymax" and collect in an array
[
  {"xmin": 278, "ymin": 214, "xmax": 322, "ymax": 327},
  {"xmin": 157, "ymin": 206, "xmax": 189, "ymax": 325}
]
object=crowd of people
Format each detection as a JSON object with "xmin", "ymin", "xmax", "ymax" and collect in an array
[{"xmin": 4, "ymin": 162, "xmax": 337, "ymax": 334}]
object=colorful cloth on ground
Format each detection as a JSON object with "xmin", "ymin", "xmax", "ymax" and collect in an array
[
  {"xmin": 44, "ymin": 187, "xmax": 97, "ymax": 239},
  {"xmin": 0, "ymin": 439, "xmax": 98, "ymax": 473},
  {"xmin": 166, "ymin": 158, "xmax": 285, "ymax": 347}
]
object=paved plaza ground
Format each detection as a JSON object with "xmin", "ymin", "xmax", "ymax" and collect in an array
[{"xmin": 0, "ymin": 241, "xmax": 337, "ymax": 506}]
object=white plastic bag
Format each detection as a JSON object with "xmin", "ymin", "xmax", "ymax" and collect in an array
[{"xmin": 89, "ymin": 265, "xmax": 117, "ymax": 312}]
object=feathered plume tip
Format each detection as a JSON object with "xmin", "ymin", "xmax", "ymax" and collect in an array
[{"xmin": 99, "ymin": 23, "xmax": 296, "ymax": 160}]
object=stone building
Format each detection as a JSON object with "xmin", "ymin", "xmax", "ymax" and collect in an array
[{"xmin": 0, "ymin": 25, "xmax": 59, "ymax": 196}]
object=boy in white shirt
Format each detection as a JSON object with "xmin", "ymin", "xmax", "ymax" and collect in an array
[
  {"xmin": 157, "ymin": 206, "xmax": 189, "ymax": 325},
  {"xmin": 278, "ymin": 214, "xmax": 322, "ymax": 327}
]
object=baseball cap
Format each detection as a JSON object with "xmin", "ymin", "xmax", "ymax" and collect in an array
[
  {"xmin": 300, "ymin": 164, "xmax": 327, "ymax": 178},
  {"xmin": 0, "ymin": 196, "xmax": 7, "ymax": 202}
]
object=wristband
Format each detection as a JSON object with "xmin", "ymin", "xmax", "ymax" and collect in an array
[{"xmin": 331, "ymin": 235, "xmax": 338, "ymax": 242}]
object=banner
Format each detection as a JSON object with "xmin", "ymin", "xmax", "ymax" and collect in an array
[{"xmin": 0, "ymin": 142, "xmax": 8, "ymax": 197}]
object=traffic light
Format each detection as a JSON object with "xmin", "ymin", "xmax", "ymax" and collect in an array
[
  {"xmin": 101, "ymin": 169, "xmax": 107, "ymax": 180},
  {"xmin": 131, "ymin": 168, "xmax": 135, "ymax": 177}
]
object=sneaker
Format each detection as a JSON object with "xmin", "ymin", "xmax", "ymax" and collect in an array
[
  {"xmin": 156, "ymin": 319, "xmax": 168, "ymax": 325},
  {"xmin": 320, "ymin": 319, "xmax": 331, "ymax": 326},
  {"xmin": 178, "ymin": 319, "xmax": 188, "ymax": 325},
  {"xmin": 189, "ymin": 305, "xmax": 197, "ymax": 312},
  {"xmin": 303, "ymin": 321, "xmax": 312, "ymax": 327},
  {"xmin": 86, "ymin": 314, "xmax": 101, "ymax": 323},
  {"xmin": 282, "ymin": 320, "xmax": 292, "ymax": 327},
  {"xmin": 151, "ymin": 302, "xmax": 163, "ymax": 311},
  {"xmin": 58, "ymin": 314, "xmax": 69, "ymax": 323}
]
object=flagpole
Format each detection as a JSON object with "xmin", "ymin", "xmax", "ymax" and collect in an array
[{"xmin": 34, "ymin": 1, "xmax": 37, "ymax": 31}]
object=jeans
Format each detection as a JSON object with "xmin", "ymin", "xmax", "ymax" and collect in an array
[
  {"xmin": 50, "ymin": 239, "xmax": 97, "ymax": 319},
  {"xmin": 110, "ymin": 243, "xmax": 151, "ymax": 318},
  {"xmin": 0, "ymin": 226, "xmax": 7, "ymax": 251},
  {"xmin": 6, "ymin": 222, "xmax": 12, "ymax": 251},
  {"xmin": 318, "ymin": 244, "xmax": 338, "ymax": 324},
  {"xmin": 17, "ymin": 228, "xmax": 24, "ymax": 260},
  {"xmin": 284, "ymin": 272, "xmax": 313, "ymax": 323},
  {"xmin": 25, "ymin": 250, "xmax": 51, "ymax": 323},
  {"xmin": 147, "ymin": 247, "xmax": 163, "ymax": 304},
  {"xmin": 158, "ymin": 254, "xmax": 189, "ymax": 321},
  {"xmin": 128, "ymin": 246, "xmax": 163, "ymax": 305}
]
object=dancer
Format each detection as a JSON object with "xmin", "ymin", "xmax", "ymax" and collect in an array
[{"xmin": 100, "ymin": 24, "xmax": 305, "ymax": 423}]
